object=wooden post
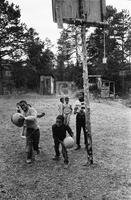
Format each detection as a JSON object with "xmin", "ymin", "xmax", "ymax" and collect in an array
[
  {"xmin": 0, "ymin": 53, "xmax": 3, "ymax": 95},
  {"xmin": 81, "ymin": 24, "xmax": 93, "ymax": 165}
]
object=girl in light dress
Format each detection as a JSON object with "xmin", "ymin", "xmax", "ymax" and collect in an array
[{"xmin": 63, "ymin": 97, "xmax": 72, "ymax": 126}]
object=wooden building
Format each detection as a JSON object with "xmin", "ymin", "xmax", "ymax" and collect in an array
[
  {"xmin": 39, "ymin": 75, "xmax": 55, "ymax": 95},
  {"xmin": 88, "ymin": 75, "xmax": 115, "ymax": 98},
  {"xmin": 100, "ymin": 80, "xmax": 115, "ymax": 98},
  {"xmin": 0, "ymin": 63, "xmax": 14, "ymax": 95}
]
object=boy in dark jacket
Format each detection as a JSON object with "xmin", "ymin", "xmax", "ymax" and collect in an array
[
  {"xmin": 74, "ymin": 94, "xmax": 87, "ymax": 150},
  {"xmin": 52, "ymin": 115, "xmax": 73, "ymax": 167}
]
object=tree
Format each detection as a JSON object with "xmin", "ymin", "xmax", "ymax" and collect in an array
[
  {"xmin": 57, "ymin": 25, "xmax": 81, "ymax": 65},
  {"xmin": 54, "ymin": 54, "xmax": 65, "ymax": 81},
  {"xmin": 12, "ymin": 61, "xmax": 27, "ymax": 89},
  {"xmin": 0, "ymin": 0, "xmax": 28, "ymax": 93},
  {"xmin": 39, "ymin": 49, "xmax": 54, "ymax": 76},
  {"xmin": 0, "ymin": 0, "xmax": 26, "ymax": 60},
  {"xmin": 25, "ymin": 28, "xmax": 44, "ymax": 70},
  {"xmin": 87, "ymin": 6, "xmax": 131, "ymax": 78},
  {"xmin": 55, "ymin": 25, "xmax": 82, "ymax": 84},
  {"xmin": 24, "ymin": 28, "xmax": 55, "ymax": 89},
  {"xmin": 111, "ymin": 9, "xmax": 131, "ymax": 67},
  {"xmin": 0, "ymin": 0, "xmax": 55, "ymax": 92},
  {"xmin": 44, "ymin": 37, "xmax": 54, "ymax": 50},
  {"xmin": 125, "ymin": 30, "xmax": 131, "ymax": 63}
]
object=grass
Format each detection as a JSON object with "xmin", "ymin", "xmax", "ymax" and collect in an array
[{"xmin": 0, "ymin": 94, "xmax": 131, "ymax": 200}]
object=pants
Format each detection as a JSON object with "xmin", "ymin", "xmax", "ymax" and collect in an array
[
  {"xmin": 76, "ymin": 113, "xmax": 87, "ymax": 146},
  {"xmin": 26, "ymin": 128, "xmax": 40, "ymax": 160},
  {"xmin": 54, "ymin": 138, "xmax": 68, "ymax": 164}
]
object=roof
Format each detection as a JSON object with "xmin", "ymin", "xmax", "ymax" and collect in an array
[
  {"xmin": 40, "ymin": 74, "xmax": 55, "ymax": 79},
  {"xmin": 102, "ymin": 79, "xmax": 115, "ymax": 83}
]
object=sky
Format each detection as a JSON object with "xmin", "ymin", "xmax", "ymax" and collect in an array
[{"xmin": 8, "ymin": 0, "xmax": 131, "ymax": 46}]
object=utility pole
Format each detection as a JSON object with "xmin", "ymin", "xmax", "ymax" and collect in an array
[
  {"xmin": 0, "ymin": 52, "xmax": 3, "ymax": 95},
  {"xmin": 81, "ymin": 24, "xmax": 93, "ymax": 165},
  {"xmin": 78, "ymin": 0, "xmax": 93, "ymax": 165},
  {"xmin": 75, "ymin": 27, "xmax": 79, "ymax": 67}
]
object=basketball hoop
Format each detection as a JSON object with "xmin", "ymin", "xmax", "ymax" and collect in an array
[{"xmin": 52, "ymin": 0, "xmax": 107, "ymax": 29}]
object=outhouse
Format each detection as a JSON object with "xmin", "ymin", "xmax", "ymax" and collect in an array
[{"xmin": 39, "ymin": 75, "xmax": 55, "ymax": 95}]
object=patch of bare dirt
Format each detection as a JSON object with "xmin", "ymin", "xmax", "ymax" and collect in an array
[{"xmin": 0, "ymin": 95, "xmax": 131, "ymax": 200}]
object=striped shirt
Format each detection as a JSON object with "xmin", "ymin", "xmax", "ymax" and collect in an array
[{"xmin": 74, "ymin": 100, "xmax": 85, "ymax": 113}]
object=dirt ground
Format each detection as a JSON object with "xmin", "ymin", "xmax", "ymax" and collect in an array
[{"xmin": 0, "ymin": 94, "xmax": 131, "ymax": 200}]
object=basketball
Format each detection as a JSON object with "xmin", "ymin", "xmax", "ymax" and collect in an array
[
  {"xmin": 11, "ymin": 113, "xmax": 25, "ymax": 127},
  {"xmin": 63, "ymin": 136, "xmax": 74, "ymax": 149},
  {"xmin": 63, "ymin": 107, "xmax": 71, "ymax": 115}
]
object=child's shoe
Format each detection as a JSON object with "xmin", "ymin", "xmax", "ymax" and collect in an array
[
  {"xmin": 64, "ymin": 159, "xmax": 69, "ymax": 168},
  {"xmin": 64, "ymin": 162, "xmax": 69, "ymax": 169},
  {"xmin": 21, "ymin": 135, "xmax": 26, "ymax": 139},
  {"xmin": 75, "ymin": 145, "xmax": 81, "ymax": 150},
  {"xmin": 52, "ymin": 156, "xmax": 60, "ymax": 161},
  {"xmin": 26, "ymin": 159, "xmax": 32, "ymax": 164}
]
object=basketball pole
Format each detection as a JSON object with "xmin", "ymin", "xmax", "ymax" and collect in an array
[
  {"xmin": 52, "ymin": 0, "xmax": 106, "ymax": 165},
  {"xmin": 81, "ymin": 24, "xmax": 93, "ymax": 165}
]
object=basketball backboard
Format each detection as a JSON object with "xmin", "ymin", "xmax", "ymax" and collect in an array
[{"xmin": 52, "ymin": 0, "xmax": 106, "ymax": 28}]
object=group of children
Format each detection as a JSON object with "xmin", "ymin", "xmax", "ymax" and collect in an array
[
  {"xmin": 58, "ymin": 96, "xmax": 72, "ymax": 125},
  {"xmin": 16, "ymin": 93, "xmax": 86, "ymax": 167},
  {"xmin": 58, "ymin": 95, "xmax": 87, "ymax": 150}
]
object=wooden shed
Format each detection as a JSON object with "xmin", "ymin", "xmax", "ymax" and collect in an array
[
  {"xmin": 39, "ymin": 75, "xmax": 55, "ymax": 95},
  {"xmin": 101, "ymin": 79, "xmax": 115, "ymax": 98},
  {"xmin": 0, "ymin": 64, "xmax": 14, "ymax": 95}
]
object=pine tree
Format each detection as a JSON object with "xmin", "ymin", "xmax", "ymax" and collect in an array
[
  {"xmin": 87, "ymin": 6, "xmax": 131, "ymax": 78},
  {"xmin": 0, "ymin": 0, "xmax": 26, "ymax": 60}
]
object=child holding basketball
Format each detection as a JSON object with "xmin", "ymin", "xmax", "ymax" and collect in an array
[
  {"xmin": 16, "ymin": 102, "xmax": 45, "ymax": 138},
  {"xmin": 16, "ymin": 100, "xmax": 45, "ymax": 164},
  {"xmin": 63, "ymin": 97, "xmax": 72, "ymax": 125},
  {"xmin": 52, "ymin": 115, "xmax": 73, "ymax": 167}
]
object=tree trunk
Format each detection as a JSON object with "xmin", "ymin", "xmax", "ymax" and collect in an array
[
  {"xmin": 0, "ymin": 53, "xmax": 3, "ymax": 95},
  {"xmin": 81, "ymin": 25, "xmax": 93, "ymax": 164}
]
